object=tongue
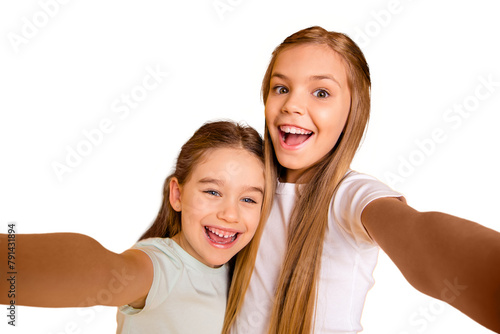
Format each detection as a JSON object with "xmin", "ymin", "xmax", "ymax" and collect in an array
[
  {"xmin": 207, "ymin": 229, "xmax": 233, "ymax": 244},
  {"xmin": 285, "ymin": 133, "xmax": 309, "ymax": 146}
]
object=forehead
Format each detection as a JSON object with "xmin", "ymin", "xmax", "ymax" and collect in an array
[
  {"xmin": 272, "ymin": 44, "xmax": 349, "ymax": 86},
  {"xmin": 190, "ymin": 147, "xmax": 264, "ymax": 182}
]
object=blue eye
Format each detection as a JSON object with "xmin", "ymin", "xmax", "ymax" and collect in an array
[
  {"xmin": 242, "ymin": 198, "xmax": 257, "ymax": 204},
  {"xmin": 313, "ymin": 89, "xmax": 329, "ymax": 98},
  {"xmin": 204, "ymin": 190, "xmax": 221, "ymax": 197},
  {"xmin": 274, "ymin": 86, "xmax": 289, "ymax": 94}
]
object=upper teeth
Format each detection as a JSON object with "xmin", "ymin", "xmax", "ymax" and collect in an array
[
  {"xmin": 207, "ymin": 227, "xmax": 237, "ymax": 238},
  {"xmin": 280, "ymin": 125, "xmax": 312, "ymax": 135}
]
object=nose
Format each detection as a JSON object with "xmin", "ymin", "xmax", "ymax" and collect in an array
[
  {"xmin": 282, "ymin": 91, "xmax": 306, "ymax": 115},
  {"xmin": 216, "ymin": 198, "xmax": 239, "ymax": 224}
]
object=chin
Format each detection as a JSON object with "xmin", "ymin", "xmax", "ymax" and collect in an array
[
  {"xmin": 206, "ymin": 255, "xmax": 232, "ymax": 268},
  {"xmin": 276, "ymin": 158, "xmax": 307, "ymax": 172}
]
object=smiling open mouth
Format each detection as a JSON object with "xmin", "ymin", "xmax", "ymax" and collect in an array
[
  {"xmin": 279, "ymin": 125, "xmax": 313, "ymax": 146},
  {"xmin": 205, "ymin": 226, "xmax": 238, "ymax": 245}
]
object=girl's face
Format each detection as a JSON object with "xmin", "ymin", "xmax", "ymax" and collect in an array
[
  {"xmin": 170, "ymin": 147, "xmax": 264, "ymax": 268},
  {"xmin": 265, "ymin": 44, "xmax": 351, "ymax": 182}
]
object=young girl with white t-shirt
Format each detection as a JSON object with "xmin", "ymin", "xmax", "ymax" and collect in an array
[{"xmin": 224, "ymin": 26, "xmax": 500, "ymax": 334}]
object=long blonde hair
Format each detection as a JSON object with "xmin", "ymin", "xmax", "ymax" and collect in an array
[
  {"xmin": 140, "ymin": 121, "xmax": 273, "ymax": 334},
  {"xmin": 262, "ymin": 26, "xmax": 371, "ymax": 333},
  {"xmin": 140, "ymin": 120, "xmax": 265, "ymax": 242},
  {"xmin": 222, "ymin": 142, "xmax": 275, "ymax": 332}
]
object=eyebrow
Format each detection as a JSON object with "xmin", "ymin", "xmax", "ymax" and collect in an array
[
  {"xmin": 271, "ymin": 72, "xmax": 341, "ymax": 88},
  {"xmin": 199, "ymin": 178, "xmax": 224, "ymax": 187},
  {"xmin": 198, "ymin": 178, "xmax": 264, "ymax": 195},
  {"xmin": 246, "ymin": 186, "xmax": 265, "ymax": 195}
]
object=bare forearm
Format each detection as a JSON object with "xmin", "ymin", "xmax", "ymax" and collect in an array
[
  {"xmin": 363, "ymin": 198, "xmax": 500, "ymax": 332},
  {"xmin": 0, "ymin": 233, "xmax": 128, "ymax": 307},
  {"xmin": 408, "ymin": 212, "xmax": 500, "ymax": 330}
]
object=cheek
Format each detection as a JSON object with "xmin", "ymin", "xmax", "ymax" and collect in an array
[
  {"xmin": 249, "ymin": 210, "xmax": 262, "ymax": 233},
  {"xmin": 264, "ymin": 108, "xmax": 273, "ymax": 124},
  {"xmin": 182, "ymin": 195, "xmax": 210, "ymax": 220},
  {"xmin": 264, "ymin": 99, "xmax": 280, "ymax": 118},
  {"xmin": 315, "ymin": 104, "xmax": 349, "ymax": 133}
]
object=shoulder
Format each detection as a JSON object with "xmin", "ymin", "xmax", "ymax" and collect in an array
[
  {"xmin": 329, "ymin": 170, "xmax": 404, "ymax": 246},
  {"xmin": 134, "ymin": 237, "xmax": 228, "ymax": 275},
  {"xmin": 133, "ymin": 237, "xmax": 185, "ymax": 270},
  {"xmin": 135, "ymin": 237, "xmax": 174, "ymax": 250},
  {"xmin": 333, "ymin": 170, "xmax": 403, "ymax": 211},
  {"xmin": 337, "ymin": 170, "xmax": 393, "ymax": 189},
  {"xmin": 119, "ymin": 238, "xmax": 183, "ymax": 312}
]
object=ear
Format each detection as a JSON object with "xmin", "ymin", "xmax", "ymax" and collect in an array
[{"xmin": 169, "ymin": 177, "xmax": 182, "ymax": 212}]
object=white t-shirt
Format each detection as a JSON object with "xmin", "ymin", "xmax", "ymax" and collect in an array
[
  {"xmin": 232, "ymin": 171, "xmax": 403, "ymax": 334},
  {"xmin": 116, "ymin": 238, "xmax": 229, "ymax": 334}
]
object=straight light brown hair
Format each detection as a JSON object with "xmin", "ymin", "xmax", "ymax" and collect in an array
[
  {"xmin": 264, "ymin": 26, "xmax": 371, "ymax": 334},
  {"xmin": 139, "ymin": 120, "xmax": 273, "ymax": 334},
  {"xmin": 140, "ymin": 120, "xmax": 265, "ymax": 241},
  {"xmin": 223, "ymin": 26, "xmax": 371, "ymax": 333}
]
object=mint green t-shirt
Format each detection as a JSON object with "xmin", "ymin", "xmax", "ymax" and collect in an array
[{"xmin": 116, "ymin": 238, "xmax": 229, "ymax": 334}]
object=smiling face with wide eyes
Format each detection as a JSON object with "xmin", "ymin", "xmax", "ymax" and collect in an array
[
  {"xmin": 169, "ymin": 147, "xmax": 265, "ymax": 268},
  {"xmin": 265, "ymin": 43, "xmax": 352, "ymax": 183}
]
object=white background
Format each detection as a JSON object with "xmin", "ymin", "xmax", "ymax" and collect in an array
[{"xmin": 1, "ymin": 1, "xmax": 499, "ymax": 333}]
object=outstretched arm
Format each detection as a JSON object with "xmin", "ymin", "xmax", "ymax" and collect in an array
[
  {"xmin": 362, "ymin": 198, "xmax": 500, "ymax": 333},
  {"xmin": 0, "ymin": 233, "xmax": 153, "ymax": 308}
]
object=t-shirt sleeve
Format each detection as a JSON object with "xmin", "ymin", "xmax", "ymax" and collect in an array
[
  {"xmin": 118, "ymin": 239, "xmax": 182, "ymax": 315},
  {"xmin": 330, "ymin": 171, "xmax": 404, "ymax": 248}
]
